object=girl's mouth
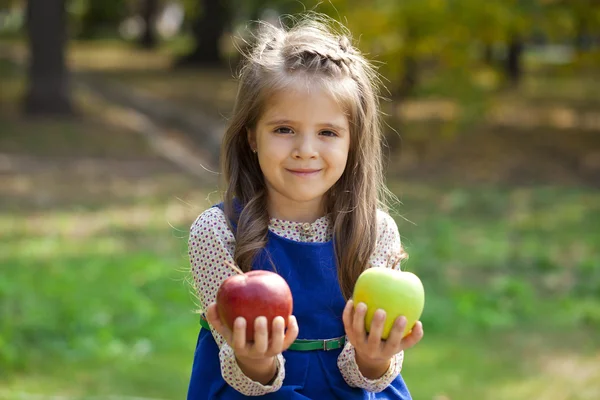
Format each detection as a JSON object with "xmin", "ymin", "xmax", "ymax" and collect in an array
[{"xmin": 286, "ymin": 169, "xmax": 321, "ymax": 177}]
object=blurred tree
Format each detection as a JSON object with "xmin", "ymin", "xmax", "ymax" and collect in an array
[
  {"xmin": 78, "ymin": 0, "xmax": 127, "ymax": 39},
  {"xmin": 553, "ymin": 0, "xmax": 600, "ymax": 52},
  {"xmin": 138, "ymin": 0, "xmax": 159, "ymax": 49},
  {"xmin": 321, "ymin": 0, "xmax": 449, "ymax": 97},
  {"xmin": 506, "ymin": 36, "xmax": 524, "ymax": 85},
  {"xmin": 246, "ymin": 0, "xmax": 307, "ymax": 18},
  {"xmin": 503, "ymin": 0, "xmax": 539, "ymax": 86},
  {"xmin": 320, "ymin": 0, "xmax": 599, "ymax": 91},
  {"xmin": 23, "ymin": 0, "xmax": 73, "ymax": 115},
  {"xmin": 0, "ymin": 0, "xmax": 15, "ymax": 8},
  {"xmin": 176, "ymin": 0, "xmax": 231, "ymax": 67}
]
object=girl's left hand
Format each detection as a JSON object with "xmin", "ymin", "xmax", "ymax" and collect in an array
[{"xmin": 342, "ymin": 299, "xmax": 424, "ymax": 370}]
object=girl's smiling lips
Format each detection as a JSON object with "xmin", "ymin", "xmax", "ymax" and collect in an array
[{"xmin": 286, "ymin": 168, "xmax": 322, "ymax": 176}]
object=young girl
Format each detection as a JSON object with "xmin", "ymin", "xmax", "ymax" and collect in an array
[{"xmin": 186, "ymin": 13, "xmax": 424, "ymax": 399}]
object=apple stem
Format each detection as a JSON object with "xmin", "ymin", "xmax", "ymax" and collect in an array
[{"xmin": 225, "ymin": 260, "xmax": 245, "ymax": 275}]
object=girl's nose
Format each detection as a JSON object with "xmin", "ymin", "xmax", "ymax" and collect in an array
[{"xmin": 293, "ymin": 135, "xmax": 318, "ymax": 159}]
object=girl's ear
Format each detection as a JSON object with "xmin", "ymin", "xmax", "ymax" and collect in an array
[{"xmin": 247, "ymin": 128, "xmax": 257, "ymax": 152}]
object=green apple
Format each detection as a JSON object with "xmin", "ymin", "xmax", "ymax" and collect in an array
[{"xmin": 353, "ymin": 267, "xmax": 425, "ymax": 339}]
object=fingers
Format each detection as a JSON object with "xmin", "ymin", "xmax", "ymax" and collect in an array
[
  {"xmin": 282, "ymin": 315, "xmax": 299, "ymax": 349},
  {"xmin": 205, "ymin": 303, "xmax": 219, "ymax": 327},
  {"xmin": 231, "ymin": 316, "xmax": 247, "ymax": 352},
  {"xmin": 229, "ymin": 313, "xmax": 300, "ymax": 360},
  {"xmin": 342, "ymin": 300, "xmax": 353, "ymax": 330},
  {"xmin": 342, "ymin": 300, "xmax": 356, "ymax": 342},
  {"xmin": 400, "ymin": 321, "xmax": 424, "ymax": 350},
  {"xmin": 382, "ymin": 315, "xmax": 407, "ymax": 353},
  {"xmin": 366, "ymin": 309, "xmax": 386, "ymax": 350},
  {"xmin": 206, "ymin": 303, "xmax": 232, "ymax": 342},
  {"xmin": 205, "ymin": 303, "xmax": 221, "ymax": 328},
  {"xmin": 253, "ymin": 316, "xmax": 269, "ymax": 354},
  {"xmin": 352, "ymin": 302, "xmax": 367, "ymax": 340},
  {"xmin": 345, "ymin": 303, "xmax": 424, "ymax": 364},
  {"xmin": 269, "ymin": 316, "xmax": 285, "ymax": 352}
]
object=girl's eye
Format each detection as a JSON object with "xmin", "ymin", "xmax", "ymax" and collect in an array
[
  {"xmin": 274, "ymin": 127, "xmax": 294, "ymax": 134},
  {"xmin": 320, "ymin": 130, "xmax": 338, "ymax": 137}
]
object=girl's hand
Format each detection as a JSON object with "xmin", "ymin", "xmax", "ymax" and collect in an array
[
  {"xmin": 205, "ymin": 302, "xmax": 299, "ymax": 362},
  {"xmin": 342, "ymin": 299, "xmax": 423, "ymax": 376}
]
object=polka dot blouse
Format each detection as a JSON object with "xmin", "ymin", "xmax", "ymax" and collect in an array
[{"xmin": 188, "ymin": 207, "xmax": 406, "ymax": 395}]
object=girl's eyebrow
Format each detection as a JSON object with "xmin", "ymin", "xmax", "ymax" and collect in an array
[{"xmin": 265, "ymin": 118, "xmax": 347, "ymax": 132}]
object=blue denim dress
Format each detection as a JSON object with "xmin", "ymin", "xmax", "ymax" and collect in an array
[{"xmin": 186, "ymin": 203, "xmax": 412, "ymax": 399}]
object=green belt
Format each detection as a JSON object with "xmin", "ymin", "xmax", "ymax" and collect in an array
[{"xmin": 199, "ymin": 315, "xmax": 346, "ymax": 351}]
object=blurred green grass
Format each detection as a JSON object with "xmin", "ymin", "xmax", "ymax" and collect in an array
[
  {"xmin": 2, "ymin": 181, "xmax": 599, "ymax": 399},
  {"xmin": 1, "ymin": 45, "xmax": 599, "ymax": 400}
]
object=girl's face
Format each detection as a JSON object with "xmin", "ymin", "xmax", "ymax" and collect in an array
[{"xmin": 248, "ymin": 82, "xmax": 350, "ymax": 221}]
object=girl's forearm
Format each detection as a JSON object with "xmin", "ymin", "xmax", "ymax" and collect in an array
[
  {"xmin": 235, "ymin": 355, "xmax": 278, "ymax": 385},
  {"xmin": 355, "ymin": 353, "xmax": 391, "ymax": 379}
]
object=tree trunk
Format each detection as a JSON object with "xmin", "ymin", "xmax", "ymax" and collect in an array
[
  {"xmin": 175, "ymin": 0, "xmax": 231, "ymax": 67},
  {"xmin": 505, "ymin": 37, "xmax": 523, "ymax": 86},
  {"xmin": 575, "ymin": 18, "xmax": 590, "ymax": 52},
  {"xmin": 139, "ymin": 0, "xmax": 159, "ymax": 49},
  {"xmin": 396, "ymin": 25, "xmax": 418, "ymax": 99},
  {"xmin": 23, "ymin": 0, "xmax": 73, "ymax": 116},
  {"xmin": 483, "ymin": 44, "xmax": 494, "ymax": 65},
  {"xmin": 397, "ymin": 55, "xmax": 418, "ymax": 99}
]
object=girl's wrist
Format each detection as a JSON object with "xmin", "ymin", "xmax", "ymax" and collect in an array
[
  {"xmin": 235, "ymin": 355, "xmax": 278, "ymax": 385},
  {"xmin": 354, "ymin": 352, "xmax": 391, "ymax": 380}
]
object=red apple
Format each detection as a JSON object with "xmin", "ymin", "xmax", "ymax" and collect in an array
[{"xmin": 216, "ymin": 270, "xmax": 293, "ymax": 341}]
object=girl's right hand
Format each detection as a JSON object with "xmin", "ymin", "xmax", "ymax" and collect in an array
[{"xmin": 205, "ymin": 302, "xmax": 299, "ymax": 362}]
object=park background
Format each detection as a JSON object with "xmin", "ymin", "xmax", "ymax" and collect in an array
[{"xmin": 1, "ymin": 0, "xmax": 599, "ymax": 399}]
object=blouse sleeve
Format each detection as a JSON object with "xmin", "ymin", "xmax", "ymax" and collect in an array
[
  {"xmin": 189, "ymin": 206, "xmax": 286, "ymax": 396},
  {"xmin": 337, "ymin": 210, "xmax": 406, "ymax": 392}
]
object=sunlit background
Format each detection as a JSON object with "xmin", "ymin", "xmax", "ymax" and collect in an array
[{"xmin": 1, "ymin": 0, "xmax": 599, "ymax": 399}]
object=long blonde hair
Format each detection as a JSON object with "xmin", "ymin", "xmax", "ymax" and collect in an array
[{"xmin": 221, "ymin": 13, "xmax": 399, "ymax": 299}]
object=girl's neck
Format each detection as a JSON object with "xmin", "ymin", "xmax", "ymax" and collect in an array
[{"xmin": 267, "ymin": 197, "xmax": 326, "ymax": 223}]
